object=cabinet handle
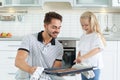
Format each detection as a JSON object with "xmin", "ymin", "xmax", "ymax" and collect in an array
[
  {"xmin": 8, "ymin": 57, "xmax": 15, "ymax": 59},
  {"xmin": 8, "ymin": 45, "xmax": 20, "ymax": 47},
  {"xmin": 8, "ymin": 73, "xmax": 16, "ymax": 75}
]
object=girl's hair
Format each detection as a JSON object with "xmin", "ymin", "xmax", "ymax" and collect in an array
[{"xmin": 80, "ymin": 11, "xmax": 106, "ymax": 46}]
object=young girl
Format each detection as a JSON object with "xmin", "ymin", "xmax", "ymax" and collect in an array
[{"xmin": 74, "ymin": 11, "xmax": 106, "ymax": 80}]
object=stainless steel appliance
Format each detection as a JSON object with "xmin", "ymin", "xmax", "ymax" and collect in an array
[{"xmin": 59, "ymin": 40, "xmax": 76, "ymax": 68}]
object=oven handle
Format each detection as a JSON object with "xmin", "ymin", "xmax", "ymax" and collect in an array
[{"xmin": 64, "ymin": 49, "xmax": 75, "ymax": 51}]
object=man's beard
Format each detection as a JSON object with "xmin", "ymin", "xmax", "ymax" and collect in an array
[{"xmin": 46, "ymin": 29, "xmax": 59, "ymax": 38}]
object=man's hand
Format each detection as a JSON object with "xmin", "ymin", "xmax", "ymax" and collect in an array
[{"xmin": 29, "ymin": 67, "xmax": 37, "ymax": 74}]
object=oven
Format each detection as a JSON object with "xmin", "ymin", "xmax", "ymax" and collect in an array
[{"xmin": 59, "ymin": 40, "xmax": 76, "ymax": 68}]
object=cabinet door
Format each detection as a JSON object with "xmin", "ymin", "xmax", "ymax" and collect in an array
[
  {"xmin": 44, "ymin": 0, "xmax": 73, "ymax": 2},
  {"xmin": 73, "ymin": 0, "xmax": 109, "ymax": 7},
  {"xmin": 112, "ymin": 0, "xmax": 120, "ymax": 7},
  {"xmin": 100, "ymin": 41, "xmax": 117, "ymax": 80},
  {"xmin": 0, "ymin": 41, "xmax": 21, "ymax": 50},
  {"xmin": 4, "ymin": 0, "xmax": 42, "ymax": 6},
  {"xmin": 43, "ymin": 0, "xmax": 73, "ymax": 6},
  {"xmin": 43, "ymin": 0, "xmax": 73, "ymax": 3},
  {"xmin": 117, "ymin": 41, "xmax": 120, "ymax": 80},
  {"xmin": 0, "ymin": 51, "xmax": 18, "ymax": 80}
]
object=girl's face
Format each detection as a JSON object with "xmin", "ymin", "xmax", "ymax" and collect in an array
[{"xmin": 80, "ymin": 18, "xmax": 92, "ymax": 34}]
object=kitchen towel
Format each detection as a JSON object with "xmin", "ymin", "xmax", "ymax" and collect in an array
[
  {"xmin": 72, "ymin": 63, "xmax": 95, "ymax": 79},
  {"xmin": 30, "ymin": 67, "xmax": 44, "ymax": 80}
]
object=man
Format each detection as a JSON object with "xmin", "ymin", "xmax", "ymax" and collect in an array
[{"xmin": 15, "ymin": 12, "xmax": 63, "ymax": 80}]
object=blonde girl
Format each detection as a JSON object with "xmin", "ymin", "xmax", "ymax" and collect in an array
[{"xmin": 74, "ymin": 11, "xmax": 106, "ymax": 80}]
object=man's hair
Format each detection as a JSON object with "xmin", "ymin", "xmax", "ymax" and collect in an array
[{"xmin": 44, "ymin": 12, "xmax": 62, "ymax": 24}]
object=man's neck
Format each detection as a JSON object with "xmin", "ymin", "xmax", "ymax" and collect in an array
[{"xmin": 42, "ymin": 31, "xmax": 52, "ymax": 44}]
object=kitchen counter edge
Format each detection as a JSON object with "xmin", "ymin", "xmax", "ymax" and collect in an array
[
  {"xmin": 0, "ymin": 37, "xmax": 80, "ymax": 41},
  {"xmin": 0, "ymin": 36, "xmax": 120, "ymax": 41}
]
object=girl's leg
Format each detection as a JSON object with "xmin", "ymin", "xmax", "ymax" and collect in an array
[
  {"xmin": 93, "ymin": 69, "xmax": 100, "ymax": 80},
  {"xmin": 81, "ymin": 74, "xmax": 88, "ymax": 80}
]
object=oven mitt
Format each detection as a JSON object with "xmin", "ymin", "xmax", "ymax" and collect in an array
[
  {"xmin": 30, "ymin": 67, "xmax": 44, "ymax": 80},
  {"xmin": 72, "ymin": 63, "xmax": 95, "ymax": 79}
]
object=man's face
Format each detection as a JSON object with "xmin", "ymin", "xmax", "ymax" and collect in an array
[{"xmin": 45, "ymin": 18, "xmax": 62, "ymax": 38}]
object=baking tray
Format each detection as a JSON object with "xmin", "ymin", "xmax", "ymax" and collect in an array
[{"xmin": 44, "ymin": 67, "xmax": 94, "ymax": 76}]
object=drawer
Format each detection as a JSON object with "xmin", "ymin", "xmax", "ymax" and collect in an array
[
  {"xmin": 0, "ymin": 73, "xmax": 16, "ymax": 80},
  {"xmin": 0, "ymin": 62, "xmax": 19, "ymax": 80},
  {"xmin": 0, "ymin": 51, "xmax": 16, "ymax": 65},
  {"xmin": 0, "ymin": 66, "xmax": 17, "ymax": 80},
  {"xmin": 0, "ymin": 41, "xmax": 21, "ymax": 50},
  {"xmin": 0, "ymin": 65, "xmax": 18, "ymax": 73}
]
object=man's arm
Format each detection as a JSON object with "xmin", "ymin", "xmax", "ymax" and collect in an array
[
  {"xmin": 52, "ymin": 60, "xmax": 62, "ymax": 68},
  {"xmin": 15, "ymin": 50, "xmax": 36, "ymax": 74}
]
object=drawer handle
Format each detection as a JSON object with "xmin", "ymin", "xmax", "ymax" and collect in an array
[
  {"xmin": 8, "ymin": 73, "xmax": 16, "ymax": 75},
  {"xmin": 8, "ymin": 57, "xmax": 15, "ymax": 59},
  {"xmin": 8, "ymin": 45, "xmax": 20, "ymax": 47}
]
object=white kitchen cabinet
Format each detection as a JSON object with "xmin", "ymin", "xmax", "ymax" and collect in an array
[
  {"xmin": 100, "ymin": 41, "xmax": 117, "ymax": 80},
  {"xmin": 117, "ymin": 41, "xmax": 120, "ymax": 80},
  {"xmin": 43, "ymin": 0, "xmax": 73, "ymax": 6},
  {"xmin": 43, "ymin": 0, "xmax": 73, "ymax": 2},
  {"xmin": 112, "ymin": 0, "xmax": 120, "ymax": 7},
  {"xmin": 4, "ymin": 0, "xmax": 43, "ymax": 6},
  {"xmin": 73, "ymin": 0, "xmax": 109, "ymax": 7},
  {"xmin": 0, "ymin": 41, "xmax": 21, "ymax": 80}
]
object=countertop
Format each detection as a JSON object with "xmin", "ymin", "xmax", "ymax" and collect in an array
[
  {"xmin": 0, "ymin": 36, "xmax": 23, "ymax": 41},
  {"xmin": 104, "ymin": 34, "xmax": 120, "ymax": 41},
  {"xmin": 105, "ymin": 37, "xmax": 120, "ymax": 41},
  {"xmin": 0, "ymin": 36, "xmax": 80, "ymax": 41},
  {"xmin": 0, "ymin": 35, "xmax": 120, "ymax": 41}
]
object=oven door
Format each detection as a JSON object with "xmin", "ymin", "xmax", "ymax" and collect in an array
[{"xmin": 62, "ymin": 47, "xmax": 76, "ymax": 68}]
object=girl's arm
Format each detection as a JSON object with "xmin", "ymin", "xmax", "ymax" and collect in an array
[
  {"xmin": 74, "ymin": 48, "xmax": 101, "ymax": 63},
  {"xmin": 82, "ymin": 47, "xmax": 101, "ymax": 60}
]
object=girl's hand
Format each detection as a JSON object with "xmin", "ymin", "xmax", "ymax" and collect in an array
[
  {"xmin": 74, "ymin": 56, "xmax": 83, "ymax": 63},
  {"xmin": 74, "ymin": 52, "xmax": 84, "ymax": 63}
]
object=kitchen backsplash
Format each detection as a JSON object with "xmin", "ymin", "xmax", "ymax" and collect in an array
[{"xmin": 0, "ymin": 9, "xmax": 120, "ymax": 38}]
